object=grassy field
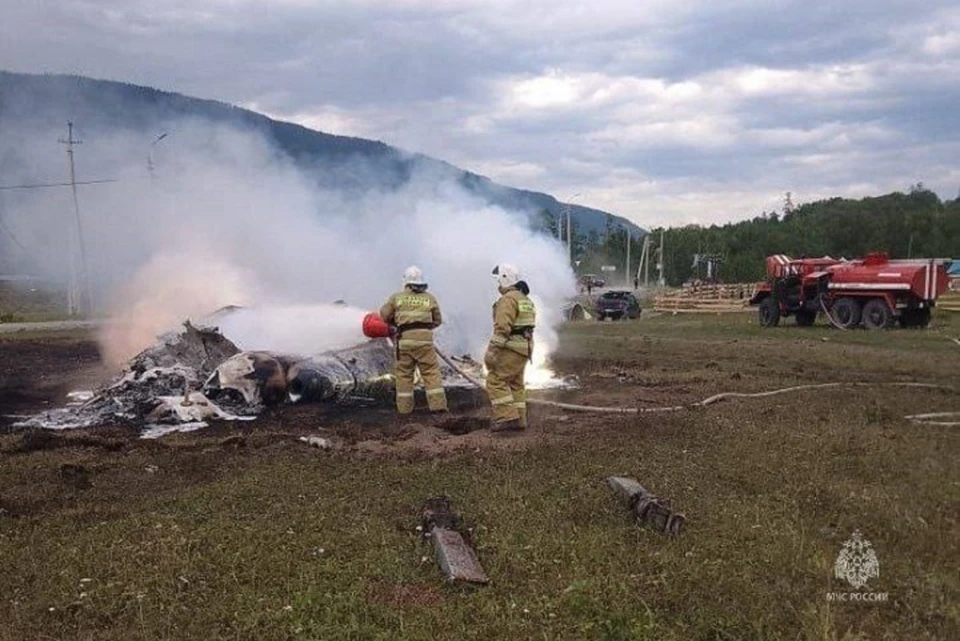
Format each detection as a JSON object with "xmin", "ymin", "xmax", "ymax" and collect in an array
[
  {"xmin": 0, "ymin": 282, "xmax": 75, "ymax": 323},
  {"xmin": 1, "ymin": 313, "xmax": 958, "ymax": 640}
]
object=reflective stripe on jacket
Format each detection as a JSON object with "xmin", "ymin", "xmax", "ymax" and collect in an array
[
  {"xmin": 490, "ymin": 288, "xmax": 536, "ymax": 356},
  {"xmin": 379, "ymin": 287, "xmax": 442, "ymax": 347}
]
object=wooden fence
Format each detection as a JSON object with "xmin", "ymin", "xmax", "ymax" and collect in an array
[
  {"xmin": 653, "ymin": 283, "xmax": 757, "ymax": 313},
  {"xmin": 939, "ymin": 289, "xmax": 960, "ymax": 312}
]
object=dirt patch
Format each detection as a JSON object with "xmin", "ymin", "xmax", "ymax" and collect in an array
[
  {"xmin": 366, "ymin": 580, "xmax": 445, "ymax": 609},
  {"xmin": 13, "ymin": 428, "xmax": 128, "ymax": 454},
  {"xmin": 0, "ymin": 496, "xmax": 42, "ymax": 519},
  {"xmin": 59, "ymin": 463, "xmax": 92, "ymax": 490},
  {"xmin": 0, "ymin": 334, "xmax": 108, "ymax": 430},
  {"xmin": 168, "ymin": 452, "xmax": 227, "ymax": 484},
  {"xmin": 436, "ymin": 415, "xmax": 489, "ymax": 435}
]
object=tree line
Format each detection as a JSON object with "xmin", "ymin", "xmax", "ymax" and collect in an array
[{"xmin": 538, "ymin": 186, "xmax": 960, "ymax": 286}]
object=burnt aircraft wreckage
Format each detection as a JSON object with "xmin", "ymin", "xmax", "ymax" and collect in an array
[
  {"xmin": 203, "ymin": 336, "xmax": 484, "ymax": 410},
  {"xmin": 13, "ymin": 309, "xmax": 489, "ymax": 438}
]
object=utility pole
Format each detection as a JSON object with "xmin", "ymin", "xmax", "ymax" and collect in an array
[
  {"xmin": 636, "ymin": 235, "xmax": 649, "ymax": 287},
  {"xmin": 58, "ymin": 122, "xmax": 93, "ymax": 317},
  {"xmin": 625, "ymin": 228, "xmax": 631, "ymax": 286},
  {"xmin": 564, "ymin": 192, "xmax": 581, "ymax": 268},
  {"xmin": 147, "ymin": 132, "xmax": 168, "ymax": 185},
  {"xmin": 643, "ymin": 235, "xmax": 650, "ymax": 286},
  {"xmin": 658, "ymin": 229, "xmax": 665, "ymax": 287}
]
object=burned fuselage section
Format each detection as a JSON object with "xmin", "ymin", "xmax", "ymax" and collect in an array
[
  {"xmin": 204, "ymin": 338, "xmax": 482, "ymax": 411},
  {"xmin": 287, "ymin": 340, "xmax": 396, "ymax": 404},
  {"xmin": 203, "ymin": 351, "xmax": 303, "ymax": 408},
  {"xmin": 202, "ymin": 340, "xmax": 396, "ymax": 408}
]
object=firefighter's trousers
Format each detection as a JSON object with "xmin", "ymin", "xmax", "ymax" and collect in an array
[
  {"xmin": 394, "ymin": 341, "xmax": 448, "ymax": 414},
  {"xmin": 484, "ymin": 346, "xmax": 528, "ymax": 427}
]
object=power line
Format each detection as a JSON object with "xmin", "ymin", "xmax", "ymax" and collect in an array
[
  {"xmin": 0, "ymin": 212, "xmax": 27, "ymax": 252},
  {"xmin": 0, "ymin": 198, "xmax": 43, "ymax": 277},
  {"xmin": 0, "ymin": 178, "xmax": 117, "ymax": 191},
  {"xmin": 0, "ymin": 192, "xmax": 27, "ymax": 252}
]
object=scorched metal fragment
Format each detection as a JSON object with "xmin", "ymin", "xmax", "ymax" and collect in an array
[
  {"xmin": 606, "ymin": 477, "xmax": 685, "ymax": 535},
  {"xmin": 420, "ymin": 496, "xmax": 489, "ymax": 585}
]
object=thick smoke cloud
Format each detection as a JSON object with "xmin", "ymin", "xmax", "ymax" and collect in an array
[{"xmin": 0, "ymin": 117, "xmax": 577, "ymax": 374}]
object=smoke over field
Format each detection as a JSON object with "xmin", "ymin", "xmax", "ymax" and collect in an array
[{"xmin": 0, "ymin": 115, "xmax": 577, "ymax": 378}]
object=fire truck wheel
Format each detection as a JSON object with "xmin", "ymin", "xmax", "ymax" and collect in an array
[
  {"xmin": 795, "ymin": 310, "xmax": 817, "ymax": 327},
  {"xmin": 758, "ymin": 298, "xmax": 780, "ymax": 327},
  {"xmin": 832, "ymin": 297, "xmax": 861, "ymax": 329},
  {"xmin": 862, "ymin": 298, "xmax": 894, "ymax": 330}
]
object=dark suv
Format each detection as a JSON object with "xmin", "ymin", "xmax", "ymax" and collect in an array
[{"xmin": 596, "ymin": 290, "xmax": 641, "ymax": 320}]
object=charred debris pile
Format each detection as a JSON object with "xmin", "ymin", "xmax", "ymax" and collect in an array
[{"xmin": 14, "ymin": 320, "xmax": 485, "ymax": 437}]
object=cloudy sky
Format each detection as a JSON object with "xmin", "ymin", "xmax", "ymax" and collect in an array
[{"xmin": 2, "ymin": 0, "xmax": 959, "ymax": 228}]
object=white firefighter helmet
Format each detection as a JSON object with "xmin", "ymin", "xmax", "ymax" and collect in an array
[
  {"xmin": 403, "ymin": 265, "xmax": 426, "ymax": 286},
  {"xmin": 492, "ymin": 263, "xmax": 521, "ymax": 289}
]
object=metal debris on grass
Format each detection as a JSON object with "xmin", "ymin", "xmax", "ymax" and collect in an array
[
  {"xmin": 606, "ymin": 476, "xmax": 686, "ymax": 535},
  {"xmin": 420, "ymin": 496, "xmax": 489, "ymax": 585}
]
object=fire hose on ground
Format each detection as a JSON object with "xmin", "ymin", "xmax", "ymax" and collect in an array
[
  {"xmin": 819, "ymin": 295, "xmax": 849, "ymax": 330},
  {"xmin": 901, "ymin": 412, "xmax": 960, "ymax": 426},
  {"xmin": 360, "ymin": 314, "xmax": 957, "ymax": 426},
  {"xmin": 435, "ymin": 348, "xmax": 958, "ymax": 425}
]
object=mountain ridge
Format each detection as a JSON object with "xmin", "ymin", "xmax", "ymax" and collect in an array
[{"xmin": 0, "ymin": 70, "xmax": 644, "ymax": 237}]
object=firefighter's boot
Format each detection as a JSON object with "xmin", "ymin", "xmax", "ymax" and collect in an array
[{"xmin": 490, "ymin": 418, "xmax": 523, "ymax": 433}]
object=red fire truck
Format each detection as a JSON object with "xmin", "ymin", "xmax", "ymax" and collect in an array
[{"xmin": 749, "ymin": 253, "xmax": 950, "ymax": 329}]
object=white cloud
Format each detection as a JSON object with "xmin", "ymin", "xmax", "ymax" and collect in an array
[
  {"xmin": 0, "ymin": 0, "xmax": 957, "ymax": 228},
  {"xmin": 509, "ymin": 72, "xmax": 581, "ymax": 109},
  {"xmin": 251, "ymin": 104, "xmax": 370, "ymax": 138},
  {"xmin": 730, "ymin": 65, "xmax": 874, "ymax": 96},
  {"xmin": 924, "ymin": 31, "xmax": 960, "ymax": 55},
  {"xmin": 591, "ymin": 116, "xmax": 739, "ymax": 150},
  {"xmin": 467, "ymin": 160, "xmax": 548, "ymax": 183}
]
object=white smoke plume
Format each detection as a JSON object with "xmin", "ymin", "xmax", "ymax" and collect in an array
[
  {"xmin": 204, "ymin": 304, "xmax": 369, "ymax": 356},
  {"xmin": 0, "ymin": 117, "xmax": 578, "ymax": 379}
]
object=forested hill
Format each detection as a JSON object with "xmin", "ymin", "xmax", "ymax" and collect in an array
[
  {"xmin": 0, "ymin": 71, "xmax": 642, "ymax": 237},
  {"xmin": 652, "ymin": 188, "xmax": 960, "ymax": 285}
]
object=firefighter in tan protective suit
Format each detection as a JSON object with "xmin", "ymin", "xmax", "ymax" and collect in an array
[
  {"xmin": 485, "ymin": 263, "xmax": 536, "ymax": 432},
  {"xmin": 379, "ymin": 266, "xmax": 448, "ymax": 415}
]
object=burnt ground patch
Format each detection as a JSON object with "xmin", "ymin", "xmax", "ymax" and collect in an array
[
  {"xmin": 435, "ymin": 415, "xmax": 489, "ymax": 435},
  {"xmin": 0, "ymin": 333, "xmax": 106, "ymax": 430}
]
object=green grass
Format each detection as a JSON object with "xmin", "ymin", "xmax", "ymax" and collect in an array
[
  {"xmin": 1, "ymin": 314, "xmax": 958, "ymax": 640},
  {"xmin": 0, "ymin": 327, "xmax": 96, "ymax": 342},
  {"xmin": 0, "ymin": 311, "xmax": 81, "ymax": 323},
  {"xmin": 0, "ymin": 283, "xmax": 76, "ymax": 323}
]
